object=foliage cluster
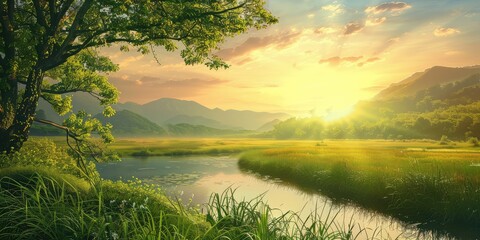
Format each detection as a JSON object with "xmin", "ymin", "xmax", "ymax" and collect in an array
[
  {"xmin": 267, "ymin": 102, "xmax": 480, "ymax": 141},
  {"xmin": 0, "ymin": 138, "xmax": 96, "ymax": 179}
]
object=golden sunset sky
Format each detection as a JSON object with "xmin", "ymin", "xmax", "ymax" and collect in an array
[{"xmin": 104, "ymin": 0, "xmax": 480, "ymax": 120}]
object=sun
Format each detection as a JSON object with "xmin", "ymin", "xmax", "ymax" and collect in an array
[{"xmin": 322, "ymin": 105, "xmax": 354, "ymax": 122}]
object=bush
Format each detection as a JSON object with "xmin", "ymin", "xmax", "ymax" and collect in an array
[
  {"xmin": 0, "ymin": 138, "xmax": 97, "ymax": 179},
  {"xmin": 439, "ymin": 135, "xmax": 450, "ymax": 145},
  {"xmin": 468, "ymin": 137, "xmax": 479, "ymax": 147}
]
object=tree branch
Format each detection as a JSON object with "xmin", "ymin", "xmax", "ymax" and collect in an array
[
  {"xmin": 32, "ymin": 0, "xmax": 48, "ymax": 28},
  {"xmin": 33, "ymin": 117, "xmax": 94, "ymax": 175}
]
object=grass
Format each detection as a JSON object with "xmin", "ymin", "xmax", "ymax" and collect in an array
[
  {"xmin": 24, "ymin": 137, "xmax": 480, "ymax": 238},
  {"xmin": 0, "ymin": 166, "xmax": 209, "ymax": 239},
  {"xmin": 0, "ymin": 166, "xmax": 384, "ymax": 240},
  {"xmin": 238, "ymin": 141, "xmax": 480, "ymax": 238}
]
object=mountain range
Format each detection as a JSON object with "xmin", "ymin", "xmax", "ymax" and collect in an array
[
  {"xmin": 115, "ymin": 98, "xmax": 289, "ymax": 130},
  {"xmin": 37, "ymin": 95, "xmax": 290, "ymax": 136},
  {"xmin": 35, "ymin": 65, "xmax": 480, "ymax": 138}
]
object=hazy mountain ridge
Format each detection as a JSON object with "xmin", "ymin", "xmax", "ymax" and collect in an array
[
  {"xmin": 37, "ymin": 96, "xmax": 290, "ymax": 133},
  {"xmin": 267, "ymin": 65, "xmax": 480, "ymax": 141},
  {"xmin": 375, "ymin": 65, "xmax": 480, "ymax": 100},
  {"xmin": 115, "ymin": 98, "xmax": 290, "ymax": 130},
  {"xmin": 94, "ymin": 110, "xmax": 167, "ymax": 136}
]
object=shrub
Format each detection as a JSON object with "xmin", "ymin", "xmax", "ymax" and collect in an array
[
  {"xmin": 467, "ymin": 137, "xmax": 479, "ymax": 147},
  {"xmin": 0, "ymin": 138, "xmax": 98, "ymax": 179},
  {"xmin": 439, "ymin": 135, "xmax": 450, "ymax": 145}
]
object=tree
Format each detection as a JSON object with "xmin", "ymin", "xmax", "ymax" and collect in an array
[{"xmin": 0, "ymin": 0, "xmax": 277, "ymax": 154}]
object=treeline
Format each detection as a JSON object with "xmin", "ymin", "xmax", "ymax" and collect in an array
[{"xmin": 265, "ymin": 102, "xmax": 480, "ymax": 140}]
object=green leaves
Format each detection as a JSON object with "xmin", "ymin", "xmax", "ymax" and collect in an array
[{"xmin": 1, "ymin": 0, "xmax": 276, "ymax": 160}]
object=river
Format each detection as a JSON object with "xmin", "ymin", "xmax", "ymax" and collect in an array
[{"xmin": 97, "ymin": 155, "xmax": 445, "ymax": 240}]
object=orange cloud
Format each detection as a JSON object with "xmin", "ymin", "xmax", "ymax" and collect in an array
[
  {"xmin": 110, "ymin": 76, "xmax": 228, "ymax": 103},
  {"xmin": 357, "ymin": 57, "xmax": 381, "ymax": 67},
  {"xmin": 319, "ymin": 56, "xmax": 363, "ymax": 66},
  {"xmin": 314, "ymin": 27, "xmax": 337, "ymax": 35},
  {"xmin": 434, "ymin": 27, "xmax": 460, "ymax": 37},
  {"xmin": 216, "ymin": 31, "xmax": 302, "ymax": 60},
  {"xmin": 344, "ymin": 23, "xmax": 364, "ymax": 35},
  {"xmin": 366, "ymin": 17, "xmax": 387, "ymax": 26},
  {"xmin": 365, "ymin": 2, "xmax": 412, "ymax": 15}
]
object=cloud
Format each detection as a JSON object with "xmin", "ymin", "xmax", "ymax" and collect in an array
[
  {"xmin": 307, "ymin": 13, "xmax": 315, "ymax": 19},
  {"xmin": 344, "ymin": 23, "xmax": 364, "ymax": 35},
  {"xmin": 322, "ymin": 4, "xmax": 344, "ymax": 17},
  {"xmin": 314, "ymin": 27, "xmax": 337, "ymax": 35},
  {"xmin": 433, "ymin": 27, "xmax": 460, "ymax": 37},
  {"xmin": 216, "ymin": 31, "xmax": 302, "ymax": 60},
  {"xmin": 319, "ymin": 56, "xmax": 363, "ymax": 66},
  {"xmin": 357, "ymin": 57, "xmax": 381, "ymax": 67},
  {"xmin": 365, "ymin": 2, "xmax": 412, "ymax": 15},
  {"xmin": 374, "ymin": 37, "xmax": 401, "ymax": 55},
  {"xmin": 235, "ymin": 57, "xmax": 254, "ymax": 65},
  {"xmin": 140, "ymin": 77, "xmax": 228, "ymax": 89},
  {"xmin": 110, "ymin": 76, "xmax": 228, "ymax": 103},
  {"xmin": 366, "ymin": 17, "xmax": 387, "ymax": 26}
]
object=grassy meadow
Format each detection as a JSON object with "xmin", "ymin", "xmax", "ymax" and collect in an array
[
  {"xmin": 4, "ymin": 137, "xmax": 480, "ymax": 239},
  {"xmin": 2, "ymin": 138, "xmax": 388, "ymax": 239},
  {"xmin": 236, "ymin": 139, "xmax": 480, "ymax": 237},
  {"xmin": 104, "ymin": 137, "xmax": 480, "ymax": 236}
]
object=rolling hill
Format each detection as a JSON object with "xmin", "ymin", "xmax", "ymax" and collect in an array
[
  {"xmin": 375, "ymin": 65, "xmax": 480, "ymax": 100},
  {"xmin": 37, "ymin": 96, "xmax": 290, "ymax": 132},
  {"xmin": 93, "ymin": 109, "xmax": 253, "ymax": 137},
  {"xmin": 95, "ymin": 110, "xmax": 167, "ymax": 136},
  {"xmin": 116, "ymin": 98, "xmax": 290, "ymax": 130}
]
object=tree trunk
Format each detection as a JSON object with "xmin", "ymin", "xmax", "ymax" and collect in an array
[
  {"xmin": 0, "ymin": 69, "xmax": 43, "ymax": 153},
  {"xmin": 0, "ymin": 73, "xmax": 18, "ymax": 153}
]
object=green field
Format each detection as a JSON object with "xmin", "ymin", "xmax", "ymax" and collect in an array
[
  {"xmin": 235, "ymin": 139, "xmax": 480, "ymax": 237},
  {"xmin": 26, "ymin": 137, "xmax": 480, "ymax": 238}
]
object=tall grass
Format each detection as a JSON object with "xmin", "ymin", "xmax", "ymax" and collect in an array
[
  {"xmin": 238, "ymin": 146, "xmax": 480, "ymax": 238},
  {"xmin": 0, "ymin": 168, "xmax": 208, "ymax": 239},
  {"xmin": 204, "ymin": 188, "xmax": 383, "ymax": 240},
  {"xmin": 0, "ymin": 167, "xmax": 387, "ymax": 240}
]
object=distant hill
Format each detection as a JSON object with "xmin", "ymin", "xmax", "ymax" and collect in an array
[
  {"xmin": 37, "ymin": 96, "xmax": 289, "ymax": 132},
  {"xmin": 116, "ymin": 98, "xmax": 290, "ymax": 130},
  {"xmin": 257, "ymin": 119, "xmax": 281, "ymax": 132},
  {"xmin": 95, "ymin": 110, "xmax": 166, "ymax": 136},
  {"xmin": 375, "ymin": 66, "xmax": 480, "ymax": 100},
  {"xmin": 360, "ymin": 71, "xmax": 480, "ymax": 114},
  {"xmin": 163, "ymin": 115, "xmax": 236, "ymax": 129},
  {"xmin": 166, "ymin": 123, "xmax": 253, "ymax": 137},
  {"xmin": 267, "ymin": 65, "xmax": 480, "ymax": 141}
]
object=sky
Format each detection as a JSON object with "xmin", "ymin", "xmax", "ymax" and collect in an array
[{"xmin": 103, "ymin": 0, "xmax": 480, "ymax": 120}]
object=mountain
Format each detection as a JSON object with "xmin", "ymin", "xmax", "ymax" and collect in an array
[
  {"xmin": 268, "ymin": 66, "xmax": 480, "ymax": 141},
  {"xmin": 163, "ymin": 115, "xmax": 235, "ymax": 129},
  {"xmin": 116, "ymin": 98, "xmax": 290, "ymax": 130},
  {"xmin": 94, "ymin": 110, "xmax": 252, "ymax": 137},
  {"xmin": 375, "ymin": 65, "xmax": 480, "ymax": 100},
  {"xmin": 257, "ymin": 119, "xmax": 281, "ymax": 132},
  {"xmin": 95, "ymin": 110, "xmax": 166, "ymax": 136},
  {"xmin": 37, "ymin": 92, "xmax": 105, "ymax": 123},
  {"xmin": 166, "ymin": 123, "xmax": 253, "ymax": 137},
  {"xmin": 37, "ymin": 95, "xmax": 290, "ymax": 131}
]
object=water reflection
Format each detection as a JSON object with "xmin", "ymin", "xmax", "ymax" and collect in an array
[{"xmin": 97, "ymin": 155, "xmax": 449, "ymax": 240}]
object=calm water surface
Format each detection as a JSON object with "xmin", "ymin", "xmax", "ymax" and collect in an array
[{"xmin": 97, "ymin": 155, "xmax": 445, "ymax": 240}]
